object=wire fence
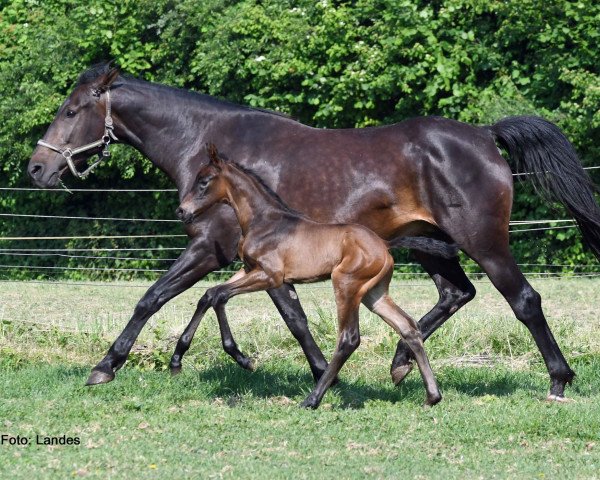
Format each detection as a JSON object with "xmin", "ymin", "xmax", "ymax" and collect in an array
[{"xmin": 1, "ymin": 164, "xmax": 599, "ymax": 286}]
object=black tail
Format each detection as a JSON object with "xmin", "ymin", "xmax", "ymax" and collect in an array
[
  {"xmin": 488, "ymin": 116, "xmax": 600, "ymax": 260},
  {"xmin": 388, "ymin": 237, "xmax": 459, "ymax": 259}
]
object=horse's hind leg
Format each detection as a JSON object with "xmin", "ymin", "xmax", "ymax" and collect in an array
[
  {"xmin": 469, "ymin": 243, "xmax": 575, "ymax": 400},
  {"xmin": 391, "ymin": 253, "xmax": 476, "ymax": 386},
  {"xmin": 364, "ymin": 288, "xmax": 441, "ymax": 406}
]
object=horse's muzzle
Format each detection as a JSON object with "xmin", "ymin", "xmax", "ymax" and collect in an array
[{"xmin": 28, "ymin": 162, "xmax": 60, "ymax": 188}]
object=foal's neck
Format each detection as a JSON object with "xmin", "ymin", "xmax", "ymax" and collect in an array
[{"xmin": 223, "ymin": 165, "xmax": 291, "ymax": 234}]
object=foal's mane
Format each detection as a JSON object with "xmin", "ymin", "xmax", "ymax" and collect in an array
[
  {"xmin": 75, "ymin": 63, "xmax": 296, "ymax": 121},
  {"xmin": 229, "ymin": 161, "xmax": 303, "ymax": 217},
  {"xmin": 205, "ymin": 144, "xmax": 301, "ymax": 217}
]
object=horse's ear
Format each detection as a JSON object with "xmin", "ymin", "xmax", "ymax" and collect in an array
[
  {"xmin": 103, "ymin": 67, "xmax": 120, "ymax": 88},
  {"xmin": 206, "ymin": 143, "xmax": 224, "ymax": 169},
  {"xmin": 92, "ymin": 66, "xmax": 120, "ymax": 96}
]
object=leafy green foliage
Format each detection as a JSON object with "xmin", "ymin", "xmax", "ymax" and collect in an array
[{"xmin": 1, "ymin": 0, "xmax": 599, "ymax": 279}]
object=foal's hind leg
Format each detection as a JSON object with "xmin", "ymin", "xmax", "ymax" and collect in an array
[
  {"xmin": 364, "ymin": 290, "xmax": 441, "ymax": 406},
  {"xmin": 301, "ymin": 282, "xmax": 362, "ymax": 409}
]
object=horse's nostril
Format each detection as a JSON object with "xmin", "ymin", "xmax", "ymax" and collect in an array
[
  {"xmin": 175, "ymin": 207, "xmax": 185, "ymax": 220},
  {"xmin": 29, "ymin": 164, "xmax": 43, "ymax": 178}
]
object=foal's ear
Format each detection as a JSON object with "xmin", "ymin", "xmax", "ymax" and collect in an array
[
  {"xmin": 92, "ymin": 67, "xmax": 120, "ymax": 96},
  {"xmin": 206, "ymin": 143, "xmax": 225, "ymax": 170}
]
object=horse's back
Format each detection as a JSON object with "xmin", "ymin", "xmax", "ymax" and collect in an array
[{"xmin": 226, "ymin": 112, "xmax": 514, "ymax": 240}]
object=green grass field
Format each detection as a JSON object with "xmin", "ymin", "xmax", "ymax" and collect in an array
[{"xmin": 1, "ymin": 277, "xmax": 599, "ymax": 479}]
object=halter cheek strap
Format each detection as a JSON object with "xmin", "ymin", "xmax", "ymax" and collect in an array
[{"xmin": 36, "ymin": 89, "xmax": 119, "ymax": 180}]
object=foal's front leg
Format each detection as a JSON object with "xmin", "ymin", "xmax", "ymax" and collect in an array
[
  {"xmin": 170, "ymin": 269, "xmax": 279, "ymax": 372},
  {"xmin": 214, "ymin": 302, "xmax": 255, "ymax": 371},
  {"xmin": 212, "ymin": 269, "xmax": 255, "ymax": 370},
  {"xmin": 170, "ymin": 268, "xmax": 252, "ymax": 373},
  {"xmin": 169, "ymin": 293, "xmax": 214, "ymax": 374}
]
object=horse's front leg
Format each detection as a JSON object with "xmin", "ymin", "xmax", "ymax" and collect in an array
[{"xmin": 86, "ymin": 215, "xmax": 238, "ymax": 386}]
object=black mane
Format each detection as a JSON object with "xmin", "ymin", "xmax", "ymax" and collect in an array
[
  {"xmin": 76, "ymin": 62, "xmax": 115, "ymax": 86},
  {"xmin": 75, "ymin": 63, "xmax": 295, "ymax": 121}
]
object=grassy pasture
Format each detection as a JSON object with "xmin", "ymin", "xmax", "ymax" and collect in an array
[{"xmin": 0, "ymin": 277, "xmax": 599, "ymax": 479}]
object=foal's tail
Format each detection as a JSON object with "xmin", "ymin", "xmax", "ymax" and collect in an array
[
  {"xmin": 388, "ymin": 237, "xmax": 459, "ymax": 259},
  {"xmin": 488, "ymin": 116, "xmax": 600, "ymax": 260}
]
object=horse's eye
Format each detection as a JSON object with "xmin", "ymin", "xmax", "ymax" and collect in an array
[{"xmin": 66, "ymin": 109, "xmax": 76, "ymax": 118}]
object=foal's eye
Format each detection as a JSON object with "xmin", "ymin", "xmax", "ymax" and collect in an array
[{"xmin": 66, "ymin": 109, "xmax": 76, "ymax": 118}]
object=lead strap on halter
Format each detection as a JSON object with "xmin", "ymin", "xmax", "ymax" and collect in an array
[{"xmin": 36, "ymin": 89, "xmax": 119, "ymax": 180}]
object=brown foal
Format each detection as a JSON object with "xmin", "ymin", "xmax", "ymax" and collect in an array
[{"xmin": 172, "ymin": 146, "xmax": 442, "ymax": 408}]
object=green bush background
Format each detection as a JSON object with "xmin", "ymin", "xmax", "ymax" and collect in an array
[{"xmin": 1, "ymin": 0, "xmax": 599, "ymax": 279}]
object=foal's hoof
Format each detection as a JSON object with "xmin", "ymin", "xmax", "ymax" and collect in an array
[
  {"xmin": 300, "ymin": 396, "xmax": 320, "ymax": 410},
  {"xmin": 546, "ymin": 394, "xmax": 573, "ymax": 403},
  {"xmin": 86, "ymin": 368, "xmax": 115, "ymax": 386},
  {"xmin": 391, "ymin": 362, "xmax": 414, "ymax": 386},
  {"xmin": 424, "ymin": 392, "xmax": 442, "ymax": 407},
  {"xmin": 170, "ymin": 364, "xmax": 182, "ymax": 376}
]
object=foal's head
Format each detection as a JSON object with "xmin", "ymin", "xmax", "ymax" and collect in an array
[{"xmin": 176, "ymin": 144, "xmax": 229, "ymax": 224}]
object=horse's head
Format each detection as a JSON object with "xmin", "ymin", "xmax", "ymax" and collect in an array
[
  {"xmin": 176, "ymin": 144, "xmax": 229, "ymax": 223},
  {"xmin": 27, "ymin": 66, "xmax": 120, "ymax": 188}
]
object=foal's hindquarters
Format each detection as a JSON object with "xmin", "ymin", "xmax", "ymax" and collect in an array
[{"xmin": 300, "ymin": 230, "xmax": 441, "ymax": 409}]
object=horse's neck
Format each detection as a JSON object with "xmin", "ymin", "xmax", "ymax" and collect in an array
[
  {"xmin": 224, "ymin": 166, "xmax": 287, "ymax": 234},
  {"xmin": 113, "ymin": 82, "xmax": 230, "ymax": 195}
]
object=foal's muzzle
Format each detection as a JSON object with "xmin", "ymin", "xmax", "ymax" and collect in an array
[{"xmin": 175, "ymin": 207, "xmax": 194, "ymax": 224}]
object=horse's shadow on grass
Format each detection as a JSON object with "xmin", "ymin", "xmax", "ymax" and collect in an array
[
  {"xmin": 190, "ymin": 362, "xmax": 535, "ymax": 409},
  {"xmin": 30, "ymin": 362, "xmax": 542, "ymax": 409}
]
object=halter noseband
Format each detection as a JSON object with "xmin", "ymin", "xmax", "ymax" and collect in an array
[{"xmin": 36, "ymin": 89, "xmax": 119, "ymax": 180}]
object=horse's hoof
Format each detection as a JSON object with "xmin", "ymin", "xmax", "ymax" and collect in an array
[
  {"xmin": 300, "ymin": 396, "xmax": 320, "ymax": 410},
  {"xmin": 391, "ymin": 362, "xmax": 414, "ymax": 386},
  {"xmin": 170, "ymin": 365, "xmax": 182, "ymax": 376},
  {"xmin": 546, "ymin": 394, "xmax": 573, "ymax": 403},
  {"xmin": 241, "ymin": 358, "xmax": 255, "ymax": 372},
  {"xmin": 424, "ymin": 392, "xmax": 442, "ymax": 407},
  {"xmin": 85, "ymin": 368, "xmax": 115, "ymax": 386}
]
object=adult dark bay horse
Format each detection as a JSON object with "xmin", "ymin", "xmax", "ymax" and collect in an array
[{"xmin": 28, "ymin": 65, "xmax": 600, "ymax": 401}]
